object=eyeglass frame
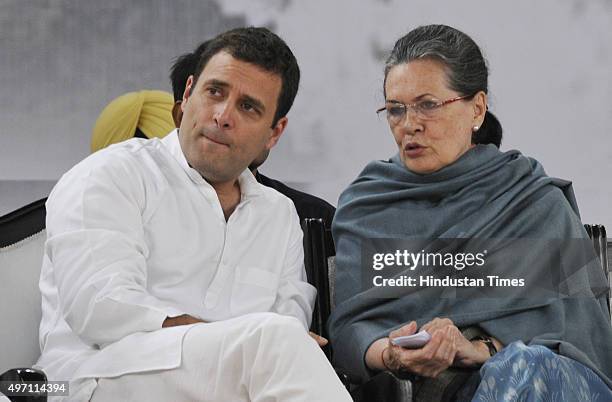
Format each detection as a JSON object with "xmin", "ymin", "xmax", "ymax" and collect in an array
[{"xmin": 376, "ymin": 94, "xmax": 475, "ymax": 123}]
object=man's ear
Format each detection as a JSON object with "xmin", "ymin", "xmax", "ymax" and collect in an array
[
  {"xmin": 265, "ymin": 116, "xmax": 288, "ymax": 149},
  {"xmin": 172, "ymin": 101, "xmax": 183, "ymax": 128},
  {"xmin": 181, "ymin": 75, "xmax": 194, "ymax": 113}
]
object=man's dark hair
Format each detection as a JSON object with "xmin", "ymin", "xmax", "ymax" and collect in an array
[
  {"xmin": 192, "ymin": 27, "xmax": 300, "ymax": 126},
  {"xmin": 169, "ymin": 40, "xmax": 212, "ymax": 102}
]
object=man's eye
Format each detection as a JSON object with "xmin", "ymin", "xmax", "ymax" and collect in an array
[
  {"xmin": 241, "ymin": 102, "xmax": 259, "ymax": 114},
  {"xmin": 417, "ymin": 100, "xmax": 439, "ymax": 111},
  {"xmin": 206, "ymin": 87, "xmax": 222, "ymax": 96},
  {"xmin": 387, "ymin": 106, "xmax": 405, "ymax": 117}
]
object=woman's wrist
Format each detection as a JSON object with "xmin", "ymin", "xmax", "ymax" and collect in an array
[
  {"xmin": 381, "ymin": 347, "xmax": 393, "ymax": 371},
  {"xmin": 365, "ymin": 337, "xmax": 390, "ymax": 371},
  {"xmin": 471, "ymin": 334, "xmax": 501, "ymax": 363},
  {"xmin": 471, "ymin": 340, "xmax": 493, "ymax": 364}
]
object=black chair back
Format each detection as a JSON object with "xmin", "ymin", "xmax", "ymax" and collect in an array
[
  {"xmin": 584, "ymin": 224, "xmax": 610, "ymax": 317},
  {"xmin": 0, "ymin": 198, "xmax": 47, "ymax": 248},
  {"xmin": 302, "ymin": 218, "xmax": 333, "ymax": 359}
]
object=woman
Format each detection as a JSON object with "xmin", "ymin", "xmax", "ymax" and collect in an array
[{"xmin": 329, "ymin": 24, "xmax": 612, "ymax": 401}]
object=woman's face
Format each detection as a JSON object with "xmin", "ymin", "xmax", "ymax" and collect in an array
[{"xmin": 384, "ymin": 59, "xmax": 486, "ymax": 174}]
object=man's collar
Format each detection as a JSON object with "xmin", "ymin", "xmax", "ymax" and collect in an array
[{"xmin": 161, "ymin": 129, "xmax": 263, "ymax": 199}]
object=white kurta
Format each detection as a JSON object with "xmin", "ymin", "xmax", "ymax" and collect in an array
[{"xmin": 36, "ymin": 130, "xmax": 316, "ymax": 400}]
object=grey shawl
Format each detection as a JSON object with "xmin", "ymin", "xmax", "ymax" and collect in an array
[{"xmin": 328, "ymin": 144, "xmax": 612, "ymax": 387}]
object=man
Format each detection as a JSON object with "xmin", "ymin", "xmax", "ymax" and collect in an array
[
  {"xmin": 36, "ymin": 27, "xmax": 351, "ymax": 401},
  {"xmin": 170, "ymin": 41, "xmax": 336, "ymax": 229}
]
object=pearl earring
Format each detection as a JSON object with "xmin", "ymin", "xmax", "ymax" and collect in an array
[{"xmin": 472, "ymin": 125, "xmax": 480, "ymax": 132}]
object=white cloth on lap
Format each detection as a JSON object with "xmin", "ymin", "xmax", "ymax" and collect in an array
[{"xmin": 90, "ymin": 314, "xmax": 352, "ymax": 402}]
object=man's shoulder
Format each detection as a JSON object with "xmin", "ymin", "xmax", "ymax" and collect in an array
[
  {"xmin": 94, "ymin": 137, "xmax": 165, "ymax": 161},
  {"xmin": 51, "ymin": 138, "xmax": 167, "ymax": 197},
  {"xmin": 256, "ymin": 173, "xmax": 336, "ymax": 224},
  {"xmin": 69, "ymin": 138, "xmax": 164, "ymax": 175}
]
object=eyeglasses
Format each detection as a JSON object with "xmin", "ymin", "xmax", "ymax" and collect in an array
[{"xmin": 376, "ymin": 94, "xmax": 473, "ymax": 125}]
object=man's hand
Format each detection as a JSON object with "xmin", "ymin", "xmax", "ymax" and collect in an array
[
  {"xmin": 162, "ymin": 314, "xmax": 205, "ymax": 328},
  {"xmin": 309, "ymin": 331, "xmax": 328, "ymax": 347}
]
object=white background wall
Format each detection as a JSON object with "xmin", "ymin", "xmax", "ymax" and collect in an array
[{"xmin": 1, "ymin": 0, "xmax": 610, "ymax": 229}]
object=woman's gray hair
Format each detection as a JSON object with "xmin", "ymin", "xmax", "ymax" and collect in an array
[{"xmin": 384, "ymin": 24, "xmax": 502, "ymax": 147}]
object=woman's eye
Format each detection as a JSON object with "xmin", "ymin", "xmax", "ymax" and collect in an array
[
  {"xmin": 387, "ymin": 105, "xmax": 405, "ymax": 117},
  {"xmin": 418, "ymin": 100, "xmax": 438, "ymax": 110}
]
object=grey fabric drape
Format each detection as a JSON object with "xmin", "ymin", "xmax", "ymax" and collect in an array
[{"xmin": 329, "ymin": 144, "xmax": 612, "ymax": 387}]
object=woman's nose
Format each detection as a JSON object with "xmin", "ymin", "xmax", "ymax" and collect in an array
[{"xmin": 398, "ymin": 109, "xmax": 424, "ymax": 134}]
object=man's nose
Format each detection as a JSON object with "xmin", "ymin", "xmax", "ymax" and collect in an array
[{"xmin": 213, "ymin": 102, "xmax": 235, "ymax": 130}]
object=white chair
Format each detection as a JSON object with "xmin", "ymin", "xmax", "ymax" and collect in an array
[{"xmin": 0, "ymin": 198, "xmax": 47, "ymax": 402}]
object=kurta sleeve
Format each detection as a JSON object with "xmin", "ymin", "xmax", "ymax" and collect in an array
[
  {"xmin": 270, "ymin": 204, "xmax": 316, "ymax": 330},
  {"xmin": 45, "ymin": 151, "xmax": 183, "ymax": 347}
]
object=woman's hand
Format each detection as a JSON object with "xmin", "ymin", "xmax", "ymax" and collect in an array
[
  {"xmin": 365, "ymin": 321, "xmax": 457, "ymax": 378},
  {"xmin": 452, "ymin": 332, "xmax": 491, "ymax": 367},
  {"xmin": 422, "ymin": 318, "xmax": 498, "ymax": 367},
  {"xmin": 388, "ymin": 321, "xmax": 457, "ymax": 377}
]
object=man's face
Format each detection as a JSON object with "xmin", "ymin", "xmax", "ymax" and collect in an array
[{"xmin": 178, "ymin": 51, "xmax": 287, "ymax": 184}]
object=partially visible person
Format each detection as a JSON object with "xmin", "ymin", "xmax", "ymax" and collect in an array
[
  {"xmin": 36, "ymin": 27, "xmax": 351, "ymax": 402},
  {"xmin": 170, "ymin": 42, "xmax": 336, "ymax": 229},
  {"xmin": 90, "ymin": 90, "xmax": 175, "ymax": 152},
  {"xmin": 329, "ymin": 24, "xmax": 612, "ymax": 401}
]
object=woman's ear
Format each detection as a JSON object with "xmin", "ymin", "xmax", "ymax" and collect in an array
[{"xmin": 473, "ymin": 91, "xmax": 487, "ymax": 127}]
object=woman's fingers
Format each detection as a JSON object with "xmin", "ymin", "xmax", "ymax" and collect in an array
[
  {"xmin": 441, "ymin": 327, "xmax": 457, "ymax": 365},
  {"xmin": 387, "ymin": 321, "xmax": 461, "ymax": 378},
  {"xmin": 400, "ymin": 327, "xmax": 456, "ymax": 377},
  {"xmin": 421, "ymin": 317, "xmax": 454, "ymax": 333},
  {"xmin": 389, "ymin": 320, "xmax": 417, "ymax": 339},
  {"xmin": 428, "ymin": 327, "xmax": 455, "ymax": 366}
]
